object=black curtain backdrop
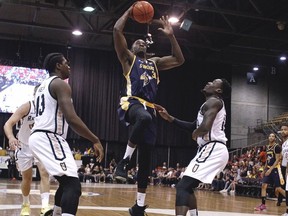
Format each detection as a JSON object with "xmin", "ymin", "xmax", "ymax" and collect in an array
[{"xmin": 0, "ymin": 39, "xmax": 231, "ymax": 169}]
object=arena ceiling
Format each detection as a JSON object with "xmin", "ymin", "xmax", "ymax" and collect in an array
[{"xmin": 0, "ymin": 0, "xmax": 288, "ymax": 66}]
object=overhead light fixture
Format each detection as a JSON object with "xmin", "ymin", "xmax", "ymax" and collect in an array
[
  {"xmin": 83, "ymin": 0, "xmax": 96, "ymax": 12},
  {"xmin": 280, "ymin": 56, "xmax": 286, "ymax": 61},
  {"xmin": 72, "ymin": 29, "xmax": 83, "ymax": 36},
  {"xmin": 168, "ymin": 16, "xmax": 179, "ymax": 24},
  {"xmin": 253, "ymin": 67, "xmax": 259, "ymax": 71}
]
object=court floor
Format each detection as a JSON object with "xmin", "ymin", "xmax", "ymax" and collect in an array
[{"xmin": 0, "ymin": 179, "xmax": 284, "ymax": 215}]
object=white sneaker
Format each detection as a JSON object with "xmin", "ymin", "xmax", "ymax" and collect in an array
[
  {"xmin": 40, "ymin": 206, "xmax": 53, "ymax": 216},
  {"xmin": 220, "ymin": 189, "xmax": 227, "ymax": 193}
]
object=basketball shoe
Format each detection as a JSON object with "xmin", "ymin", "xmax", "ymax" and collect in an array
[
  {"xmin": 114, "ymin": 157, "xmax": 129, "ymax": 182},
  {"xmin": 40, "ymin": 206, "xmax": 53, "ymax": 216},
  {"xmin": 20, "ymin": 203, "xmax": 30, "ymax": 216},
  {"xmin": 254, "ymin": 203, "xmax": 266, "ymax": 211},
  {"xmin": 129, "ymin": 203, "xmax": 148, "ymax": 216}
]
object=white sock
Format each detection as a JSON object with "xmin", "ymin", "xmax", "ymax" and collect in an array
[
  {"xmin": 52, "ymin": 205, "xmax": 62, "ymax": 216},
  {"xmin": 136, "ymin": 192, "xmax": 146, "ymax": 207},
  {"xmin": 189, "ymin": 209, "xmax": 198, "ymax": 216},
  {"xmin": 123, "ymin": 145, "xmax": 135, "ymax": 160},
  {"xmin": 22, "ymin": 195, "xmax": 29, "ymax": 204},
  {"xmin": 41, "ymin": 192, "xmax": 50, "ymax": 208}
]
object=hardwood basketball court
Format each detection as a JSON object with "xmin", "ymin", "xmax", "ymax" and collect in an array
[{"xmin": 0, "ymin": 179, "xmax": 283, "ymax": 215}]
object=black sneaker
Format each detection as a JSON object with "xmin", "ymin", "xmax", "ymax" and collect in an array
[
  {"xmin": 129, "ymin": 203, "xmax": 148, "ymax": 216},
  {"xmin": 114, "ymin": 157, "xmax": 129, "ymax": 182}
]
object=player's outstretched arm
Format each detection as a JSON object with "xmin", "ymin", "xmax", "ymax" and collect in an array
[
  {"xmin": 155, "ymin": 104, "xmax": 196, "ymax": 133},
  {"xmin": 113, "ymin": 5, "xmax": 134, "ymax": 65},
  {"xmin": 51, "ymin": 79, "xmax": 104, "ymax": 162},
  {"xmin": 151, "ymin": 16, "xmax": 185, "ymax": 71}
]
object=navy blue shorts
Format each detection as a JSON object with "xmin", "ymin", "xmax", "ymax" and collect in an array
[
  {"xmin": 262, "ymin": 168, "xmax": 281, "ymax": 187},
  {"xmin": 118, "ymin": 99, "xmax": 157, "ymax": 145}
]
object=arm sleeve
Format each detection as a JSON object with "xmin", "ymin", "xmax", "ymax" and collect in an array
[{"xmin": 172, "ymin": 118, "xmax": 196, "ymax": 133}]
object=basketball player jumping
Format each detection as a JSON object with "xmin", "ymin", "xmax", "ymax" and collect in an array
[
  {"xmin": 155, "ymin": 78, "xmax": 231, "ymax": 216},
  {"xmin": 29, "ymin": 53, "xmax": 104, "ymax": 216},
  {"xmin": 4, "ymin": 85, "xmax": 52, "ymax": 216},
  {"xmin": 113, "ymin": 4, "xmax": 184, "ymax": 216}
]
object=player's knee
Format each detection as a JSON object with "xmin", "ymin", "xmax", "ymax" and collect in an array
[
  {"xmin": 176, "ymin": 186, "xmax": 192, "ymax": 206},
  {"xmin": 176, "ymin": 176, "xmax": 200, "ymax": 192},
  {"xmin": 57, "ymin": 176, "xmax": 82, "ymax": 197},
  {"xmin": 67, "ymin": 177, "xmax": 82, "ymax": 197},
  {"xmin": 138, "ymin": 113, "xmax": 152, "ymax": 125},
  {"xmin": 261, "ymin": 183, "xmax": 268, "ymax": 190}
]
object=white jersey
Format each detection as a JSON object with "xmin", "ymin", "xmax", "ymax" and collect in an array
[
  {"xmin": 32, "ymin": 76, "xmax": 68, "ymax": 137},
  {"xmin": 282, "ymin": 139, "xmax": 288, "ymax": 167},
  {"xmin": 17, "ymin": 101, "xmax": 35, "ymax": 145},
  {"xmin": 196, "ymin": 99, "xmax": 227, "ymax": 146}
]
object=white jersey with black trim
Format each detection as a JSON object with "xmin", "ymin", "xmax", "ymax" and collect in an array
[
  {"xmin": 196, "ymin": 99, "xmax": 227, "ymax": 146},
  {"xmin": 282, "ymin": 139, "xmax": 288, "ymax": 167},
  {"xmin": 32, "ymin": 76, "xmax": 68, "ymax": 138},
  {"xmin": 17, "ymin": 101, "xmax": 35, "ymax": 145}
]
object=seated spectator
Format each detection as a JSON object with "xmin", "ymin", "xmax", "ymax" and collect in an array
[
  {"xmin": 127, "ymin": 169, "xmax": 136, "ymax": 184},
  {"xmin": 105, "ymin": 165, "xmax": 115, "ymax": 183},
  {"xmin": 109, "ymin": 159, "xmax": 117, "ymax": 170},
  {"xmin": 83, "ymin": 164, "xmax": 93, "ymax": 182},
  {"xmin": 149, "ymin": 169, "xmax": 159, "ymax": 185},
  {"xmin": 211, "ymin": 171, "xmax": 225, "ymax": 191},
  {"xmin": 77, "ymin": 164, "xmax": 85, "ymax": 182}
]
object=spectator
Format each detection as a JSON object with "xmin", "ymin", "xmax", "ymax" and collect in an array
[
  {"xmin": 5, "ymin": 154, "xmax": 16, "ymax": 180},
  {"xmin": 77, "ymin": 165, "xmax": 85, "ymax": 182}
]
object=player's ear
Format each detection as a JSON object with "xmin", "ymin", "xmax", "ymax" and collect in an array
[
  {"xmin": 56, "ymin": 62, "xmax": 62, "ymax": 69},
  {"xmin": 216, "ymin": 88, "xmax": 223, "ymax": 94}
]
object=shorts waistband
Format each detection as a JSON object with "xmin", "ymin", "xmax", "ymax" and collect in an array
[
  {"xmin": 199, "ymin": 140, "xmax": 226, "ymax": 148},
  {"xmin": 129, "ymin": 96, "xmax": 155, "ymax": 109},
  {"xmin": 31, "ymin": 129, "xmax": 59, "ymax": 135}
]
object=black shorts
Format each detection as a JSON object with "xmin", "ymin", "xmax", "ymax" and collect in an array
[
  {"xmin": 118, "ymin": 98, "xmax": 157, "ymax": 145},
  {"xmin": 262, "ymin": 168, "xmax": 281, "ymax": 187}
]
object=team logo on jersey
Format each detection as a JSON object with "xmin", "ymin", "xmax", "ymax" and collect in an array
[
  {"xmin": 140, "ymin": 71, "xmax": 153, "ymax": 87},
  {"xmin": 38, "ymin": 86, "xmax": 45, "ymax": 92},
  {"xmin": 60, "ymin": 162, "xmax": 67, "ymax": 171}
]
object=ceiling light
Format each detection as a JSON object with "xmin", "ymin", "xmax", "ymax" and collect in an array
[
  {"xmin": 168, "ymin": 17, "xmax": 179, "ymax": 24},
  {"xmin": 280, "ymin": 56, "xmax": 286, "ymax": 61},
  {"xmin": 253, "ymin": 67, "xmax": 259, "ymax": 71},
  {"xmin": 83, "ymin": 6, "xmax": 95, "ymax": 12},
  {"xmin": 72, "ymin": 30, "xmax": 83, "ymax": 36},
  {"xmin": 83, "ymin": 0, "xmax": 96, "ymax": 12}
]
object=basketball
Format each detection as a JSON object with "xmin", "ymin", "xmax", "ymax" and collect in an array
[{"xmin": 132, "ymin": 1, "xmax": 154, "ymax": 24}]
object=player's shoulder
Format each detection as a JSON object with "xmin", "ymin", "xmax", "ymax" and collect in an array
[{"xmin": 206, "ymin": 96, "xmax": 223, "ymax": 107}]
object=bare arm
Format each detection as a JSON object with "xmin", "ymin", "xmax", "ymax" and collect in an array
[
  {"xmin": 50, "ymin": 79, "xmax": 104, "ymax": 162},
  {"xmin": 3, "ymin": 102, "xmax": 30, "ymax": 149},
  {"xmin": 113, "ymin": 5, "xmax": 134, "ymax": 71},
  {"xmin": 154, "ymin": 104, "xmax": 196, "ymax": 132},
  {"xmin": 150, "ymin": 16, "xmax": 185, "ymax": 71},
  {"xmin": 192, "ymin": 98, "xmax": 222, "ymax": 140},
  {"xmin": 266, "ymin": 151, "xmax": 281, "ymax": 176}
]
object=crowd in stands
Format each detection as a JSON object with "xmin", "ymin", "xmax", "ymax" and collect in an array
[
  {"xmin": 73, "ymin": 144, "xmax": 272, "ymax": 200},
  {"xmin": 0, "ymin": 65, "xmax": 48, "ymax": 87}
]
